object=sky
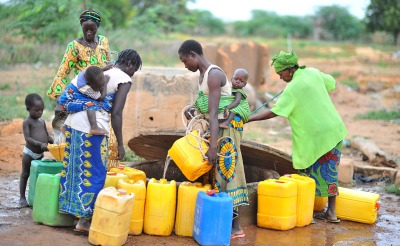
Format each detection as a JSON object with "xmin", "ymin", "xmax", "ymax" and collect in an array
[{"xmin": 187, "ymin": 0, "xmax": 370, "ymax": 21}]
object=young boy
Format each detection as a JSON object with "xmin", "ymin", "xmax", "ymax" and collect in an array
[
  {"xmin": 62, "ymin": 66, "xmax": 110, "ymax": 135},
  {"xmin": 219, "ymin": 68, "xmax": 251, "ymax": 129},
  {"xmin": 20, "ymin": 93, "xmax": 54, "ymax": 207}
]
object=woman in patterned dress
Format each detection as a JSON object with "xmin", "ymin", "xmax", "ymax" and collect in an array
[
  {"xmin": 58, "ymin": 49, "xmax": 142, "ymax": 233},
  {"xmin": 178, "ymin": 39, "xmax": 249, "ymax": 239},
  {"xmin": 248, "ymin": 51, "xmax": 348, "ymax": 223}
]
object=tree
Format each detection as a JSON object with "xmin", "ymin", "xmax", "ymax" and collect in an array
[
  {"xmin": 365, "ymin": 0, "xmax": 400, "ymax": 45},
  {"xmin": 314, "ymin": 5, "xmax": 363, "ymax": 41},
  {"xmin": 7, "ymin": 0, "xmax": 133, "ymax": 43}
]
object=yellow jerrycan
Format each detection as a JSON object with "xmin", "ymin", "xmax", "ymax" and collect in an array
[
  {"xmin": 280, "ymin": 174, "xmax": 316, "ymax": 227},
  {"xmin": 117, "ymin": 179, "xmax": 146, "ymax": 235},
  {"xmin": 89, "ymin": 187, "xmax": 135, "ymax": 246},
  {"xmin": 144, "ymin": 178, "xmax": 176, "ymax": 236},
  {"xmin": 168, "ymin": 130, "xmax": 211, "ymax": 181},
  {"xmin": 109, "ymin": 166, "xmax": 146, "ymax": 183},
  {"xmin": 104, "ymin": 172, "xmax": 128, "ymax": 188},
  {"xmin": 175, "ymin": 182, "xmax": 212, "ymax": 237},
  {"xmin": 336, "ymin": 187, "xmax": 380, "ymax": 224},
  {"xmin": 257, "ymin": 179, "xmax": 297, "ymax": 231}
]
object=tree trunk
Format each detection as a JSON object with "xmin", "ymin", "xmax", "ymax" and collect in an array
[
  {"xmin": 393, "ymin": 30, "xmax": 399, "ymax": 46},
  {"xmin": 351, "ymin": 136, "xmax": 397, "ymax": 168}
]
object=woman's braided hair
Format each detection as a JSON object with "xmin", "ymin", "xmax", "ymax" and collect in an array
[
  {"xmin": 79, "ymin": 9, "xmax": 101, "ymax": 26},
  {"xmin": 115, "ymin": 49, "xmax": 142, "ymax": 70}
]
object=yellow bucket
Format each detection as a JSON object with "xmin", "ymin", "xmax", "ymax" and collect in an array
[{"xmin": 47, "ymin": 143, "xmax": 66, "ymax": 161}]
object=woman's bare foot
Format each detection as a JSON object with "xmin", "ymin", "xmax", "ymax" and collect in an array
[
  {"xmin": 89, "ymin": 126, "xmax": 108, "ymax": 135},
  {"xmin": 75, "ymin": 218, "xmax": 91, "ymax": 233}
]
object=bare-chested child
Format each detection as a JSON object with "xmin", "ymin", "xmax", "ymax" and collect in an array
[
  {"xmin": 69, "ymin": 65, "xmax": 110, "ymax": 135},
  {"xmin": 20, "ymin": 93, "xmax": 54, "ymax": 207},
  {"xmin": 219, "ymin": 68, "xmax": 250, "ymax": 129}
]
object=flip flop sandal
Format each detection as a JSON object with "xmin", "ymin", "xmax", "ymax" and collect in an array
[
  {"xmin": 231, "ymin": 233, "xmax": 245, "ymax": 239},
  {"xmin": 314, "ymin": 212, "xmax": 341, "ymax": 223},
  {"xmin": 73, "ymin": 228, "xmax": 89, "ymax": 235}
]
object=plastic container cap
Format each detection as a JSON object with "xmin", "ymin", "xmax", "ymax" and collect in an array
[{"xmin": 207, "ymin": 190, "xmax": 216, "ymax": 196}]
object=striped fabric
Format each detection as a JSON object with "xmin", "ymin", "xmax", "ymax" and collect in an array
[{"xmin": 194, "ymin": 91, "xmax": 251, "ymax": 122}]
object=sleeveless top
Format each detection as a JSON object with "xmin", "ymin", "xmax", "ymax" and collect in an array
[
  {"xmin": 198, "ymin": 65, "xmax": 231, "ymax": 96},
  {"xmin": 198, "ymin": 65, "xmax": 231, "ymax": 120}
]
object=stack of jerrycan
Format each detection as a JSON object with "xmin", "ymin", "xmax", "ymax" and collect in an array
[
  {"xmin": 28, "ymin": 159, "xmax": 63, "ymax": 206},
  {"xmin": 104, "ymin": 172, "xmax": 128, "ymax": 189},
  {"xmin": 280, "ymin": 174, "xmax": 316, "ymax": 227},
  {"xmin": 144, "ymin": 178, "xmax": 176, "ymax": 236},
  {"xmin": 175, "ymin": 182, "xmax": 211, "ymax": 237},
  {"xmin": 314, "ymin": 197, "xmax": 328, "ymax": 212},
  {"xmin": 32, "ymin": 173, "xmax": 75, "ymax": 226},
  {"xmin": 193, "ymin": 190, "xmax": 233, "ymax": 246},
  {"xmin": 109, "ymin": 166, "xmax": 146, "ymax": 183},
  {"xmin": 117, "ymin": 179, "xmax": 146, "ymax": 235},
  {"xmin": 168, "ymin": 130, "xmax": 212, "ymax": 181},
  {"xmin": 336, "ymin": 187, "xmax": 380, "ymax": 224},
  {"xmin": 257, "ymin": 179, "xmax": 297, "ymax": 230},
  {"xmin": 89, "ymin": 187, "xmax": 135, "ymax": 246}
]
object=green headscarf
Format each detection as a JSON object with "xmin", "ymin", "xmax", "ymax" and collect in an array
[{"xmin": 271, "ymin": 51, "xmax": 299, "ymax": 73}]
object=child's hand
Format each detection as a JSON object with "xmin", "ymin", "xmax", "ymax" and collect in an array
[
  {"xmin": 40, "ymin": 143, "xmax": 48, "ymax": 151},
  {"xmin": 223, "ymin": 107, "xmax": 230, "ymax": 118},
  {"xmin": 102, "ymin": 64, "xmax": 113, "ymax": 71}
]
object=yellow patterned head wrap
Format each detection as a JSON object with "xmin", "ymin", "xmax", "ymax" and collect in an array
[{"xmin": 271, "ymin": 51, "xmax": 299, "ymax": 73}]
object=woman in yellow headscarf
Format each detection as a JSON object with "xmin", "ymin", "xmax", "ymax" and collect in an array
[{"xmin": 248, "ymin": 51, "xmax": 348, "ymax": 223}]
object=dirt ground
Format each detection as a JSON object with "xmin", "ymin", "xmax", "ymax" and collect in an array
[{"xmin": 0, "ymin": 47, "xmax": 400, "ymax": 245}]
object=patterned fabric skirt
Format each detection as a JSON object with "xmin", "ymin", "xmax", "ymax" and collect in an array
[
  {"xmin": 59, "ymin": 125, "xmax": 108, "ymax": 219},
  {"xmin": 106, "ymin": 124, "xmax": 120, "ymax": 168},
  {"xmin": 299, "ymin": 142, "xmax": 342, "ymax": 197},
  {"xmin": 203, "ymin": 115, "xmax": 249, "ymax": 217}
]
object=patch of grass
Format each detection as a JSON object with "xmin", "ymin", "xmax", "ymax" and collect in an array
[
  {"xmin": 331, "ymin": 71, "xmax": 341, "ymax": 78},
  {"xmin": 0, "ymin": 94, "xmax": 27, "ymax": 121},
  {"xmin": 377, "ymin": 61, "xmax": 388, "ymax": 67},
  {"xmin": 355, "ymin": 110, "xmax": 400, "ymax": 121},
  {"xmin": 340, "ymin": 78, "xmax": 359, "ymax": 90},
  {"xmin": 384, "ymin": 184, "xmax": 400, "ymax": 195},
  {"xmin": 121, "ymin": 148, "xmax": 145, "ymax": 162},
  {"xmin": 0, "ymin": 83, "xmax": 11, "ymax": 90}
]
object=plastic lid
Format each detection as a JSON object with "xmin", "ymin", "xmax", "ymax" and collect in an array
[
  {"xmin": 118, "ymin": 189, "xmax": 127, "ymax": 195},
  {"xmin": 207, "ymin": 190, "xmax": 216, "ymax": 196}
]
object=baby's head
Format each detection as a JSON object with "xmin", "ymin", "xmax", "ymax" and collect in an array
[
  {"xmin": 25, "ymin": 93, "xmax": 44, "ymax": 119},
  {"xmin": 231, "ymin": 68, "xmax": 248, "ymax": 89},
  {"xmin": 85, "ymin": 66, "xmax": 108, "ymax": 91}
]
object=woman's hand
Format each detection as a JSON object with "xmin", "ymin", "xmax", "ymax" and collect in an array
[
  {"xmin": 184, "ymin": 106, "xmax": 196, "ymax": 120},
  {"xmin": 116, "ymin": 145, "xmax": 125, "ymax": 160},
  {"xmin": 205, "ymin": 146, "xmax": 218, "ymax": 165}
]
